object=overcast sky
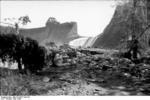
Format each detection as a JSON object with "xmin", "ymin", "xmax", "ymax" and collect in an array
[{"xmin": 0, "ymin": 1, "xmax": 116, "ymax": 37}]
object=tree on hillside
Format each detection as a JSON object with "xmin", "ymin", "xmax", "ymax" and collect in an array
[
  {"xmin": 46, "ymin": 17, "xmax": 59, "ymax": 26},
  {"xmin": 114, "ymin": 0, "xmax": 130, "ymax": 6},
  {"xmin": 2, "ymin": 15, "xmax": 31, "ymax": 34}
]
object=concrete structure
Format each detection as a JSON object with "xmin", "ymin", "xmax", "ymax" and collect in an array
[{"xmin": 19, "ymin": 20, "xmax": 80, "ymax": 46}]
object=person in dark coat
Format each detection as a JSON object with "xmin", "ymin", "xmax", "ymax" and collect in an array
[{"xmin": 129, "ymin": 35, "xmax": 141, "ymax": 60}]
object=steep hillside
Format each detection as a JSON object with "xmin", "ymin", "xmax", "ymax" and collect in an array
[{"xmin": 92, "ymin": 0, "xmax": 150, "ymax": 49}]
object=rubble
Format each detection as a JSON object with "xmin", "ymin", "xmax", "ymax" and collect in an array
[
  {"xmin": 42, "ymin": 45, "xmax": 150, "ymax": 95},
  {"xmin": 43, "ymin": 76, "xmax": 50, "ymax": 82}
]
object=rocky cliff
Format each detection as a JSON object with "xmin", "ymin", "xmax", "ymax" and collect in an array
[{"xmin": 92, "ymin": 0, "xmax": 150, "ymax": 49}]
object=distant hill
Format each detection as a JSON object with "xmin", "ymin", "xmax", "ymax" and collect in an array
[
  {"xmin": 0, "ymin": 19, "xmax": 80, "ymax": 46},
  {"xmin": 92, "ymin": 0, "xmax": 150, "ymax": 49}
]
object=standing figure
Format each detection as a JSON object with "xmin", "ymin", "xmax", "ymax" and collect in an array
[
  {"xmin": 15, "ymin": 23, "xmax": 19, "ymax": 34},
  {"xmin": 129, "ymin": 35, "xmax": 141, "ymax": 60},
  {"xmin": 51, "ymin": 50, "xmax": 58, "ymax": 67}
]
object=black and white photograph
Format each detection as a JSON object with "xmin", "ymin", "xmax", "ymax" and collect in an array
[{"xmin": 0, "ymin": 0, "xmax": 150, "ymax": 97}]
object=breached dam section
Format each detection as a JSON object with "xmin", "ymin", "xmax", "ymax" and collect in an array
[
  {"xmin": 19, "ymin": 20, "xmax": 80, "ymax": 46},
  {"xmin": 69, "ymin": 36, "xmax": 98, "ymax": 48}
]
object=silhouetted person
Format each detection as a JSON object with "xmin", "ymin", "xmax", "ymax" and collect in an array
[
  {"xmin": 129, "ymin": 35, "xmax": 141, "ymax": 60},
  {"xmin": 15, "ymin": 23, "xmax": 19, "ymax": 34},
  {"xmin": 51, "ymin": 50, "xmax": 58, "ymax": 67}
]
